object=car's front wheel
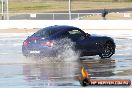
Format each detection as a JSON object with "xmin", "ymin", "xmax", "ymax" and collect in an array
[{"xmin": 99, "ymin": 42, "xmax": 115, "ymax": 58}]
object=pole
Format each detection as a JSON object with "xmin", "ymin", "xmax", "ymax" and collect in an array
[
  {"xmin": 6, "ymin": 0, "xmax": 9, "ymax": 20},
  {"xmin": 69, "ymin": 0, "xmax": 71, "ymax": 20}
]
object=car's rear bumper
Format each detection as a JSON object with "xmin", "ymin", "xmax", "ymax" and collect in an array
[{"xmin": 22, "ymin": 46, "xmax": 57, "ymax": 57}]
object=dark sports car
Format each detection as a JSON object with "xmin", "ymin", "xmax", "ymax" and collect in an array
[{"xmin": 22, "ymin": 25, "xmax": 115, "ymax": 58}]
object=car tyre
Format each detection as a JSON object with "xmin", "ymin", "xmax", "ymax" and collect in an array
[{"xmin": 99, "ymin": 42, "xmax": 115, "ymax": 58}]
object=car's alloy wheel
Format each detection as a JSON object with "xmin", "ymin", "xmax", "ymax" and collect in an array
[{"xmin": 99, "ymin": 42, "xmax": 115, "ymax": 58}]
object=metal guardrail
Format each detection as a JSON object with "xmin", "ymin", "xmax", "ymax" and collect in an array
[{"xmin": 0, "ymin": 13, "xmax": 101, "ymax": 20}]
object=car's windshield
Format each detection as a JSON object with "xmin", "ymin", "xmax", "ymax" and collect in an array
[{"xmin": 34, "ymin": 27, "xmax": 61, "ymax": 37}]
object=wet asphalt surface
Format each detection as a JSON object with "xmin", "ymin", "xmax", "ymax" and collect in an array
[{"xmin": 0, "ymin": 30, "xmax": 132, "ymax": 88}]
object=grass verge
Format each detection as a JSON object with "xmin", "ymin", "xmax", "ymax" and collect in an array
[{"xmin": 6, "ymin": 1, "xmax": 132, "ymax": 13}]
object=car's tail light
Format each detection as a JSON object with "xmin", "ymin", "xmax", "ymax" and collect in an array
[
  {"xmin": 23, "ymin": 40, "xmax": 29, "ymax": 46},
  {"xmin": 41, "ymin": 40, "xmax": 54, "ymax": 47},
  {"xmin": 30, "ymin": 38, "xmax": 40, "ymax": 40}
]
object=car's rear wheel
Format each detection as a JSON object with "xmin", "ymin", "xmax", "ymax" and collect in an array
[{"xmin": 99, "ymin": 42, "xmax": 115, "ymax": 58}]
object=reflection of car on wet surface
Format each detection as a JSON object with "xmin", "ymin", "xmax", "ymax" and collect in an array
[{"xmin": 22, "ymin": 25, "xmax": 115, "ymax": 58}]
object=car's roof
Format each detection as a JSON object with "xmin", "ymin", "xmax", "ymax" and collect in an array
[{"xmin": 41, "ymin": 25, "xmax": 79, "ymax": 31}]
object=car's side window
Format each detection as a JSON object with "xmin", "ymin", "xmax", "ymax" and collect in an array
[
  {"xmin": 67, "ymin": 29, "xmax": 85, "ymax": 41},
  {"xmin": 61, "ymin": 31, "xmax": 70, "ymax": 38}
]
